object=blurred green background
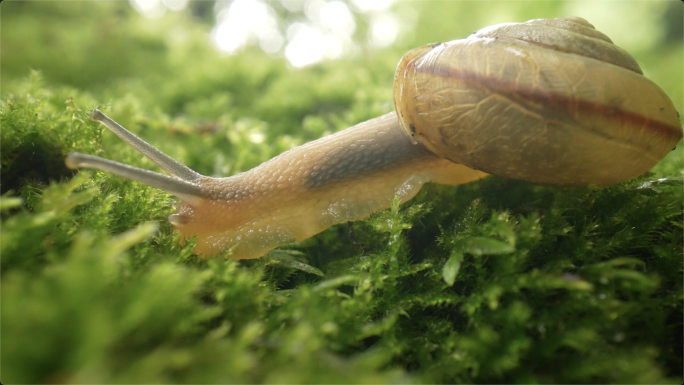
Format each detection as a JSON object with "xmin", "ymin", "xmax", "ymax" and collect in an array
[{"xmin": 2, "ymin": 1, "xmax": 682, "ymax": 383}]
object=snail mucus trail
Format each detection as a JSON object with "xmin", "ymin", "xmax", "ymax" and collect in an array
[{"xmin": 66, "ymin": 17, "xmax": 682, "ymax": 259}]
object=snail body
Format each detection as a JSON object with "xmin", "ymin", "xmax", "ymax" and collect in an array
[
  {"xmin": 68, "ymin": 110, "xmax": 486, "ymax": 258},
  {"xmin": 66, "ymin": 17, "xmax": 681, "ymax": 259}
]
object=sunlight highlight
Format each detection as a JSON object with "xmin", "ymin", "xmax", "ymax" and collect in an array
[
  {"xmin": 130, "ymin": 0, "xmax": 188, "ymax": 18},
  {"xmin": 132, "ymin": 0, "xmax": 409, "ymax": 68}
]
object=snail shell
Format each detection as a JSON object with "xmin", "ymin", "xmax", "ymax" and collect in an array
[{"xmin": 394, "ymin": 16, "xmax": 681, "ymax": 186}]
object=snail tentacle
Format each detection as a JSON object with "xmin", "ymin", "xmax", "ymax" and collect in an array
[
  {"xmin": 65, "ymin": 152, "xmax": 206, "ymax": 205},
  {"xmin": 89, "ymin": 109, "xmax": 202, "ymax": 182}
]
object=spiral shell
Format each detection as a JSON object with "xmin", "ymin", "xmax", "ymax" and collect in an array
[{"xmin": 394, "ymin": 16, "xmax": 681, "ymax": 186}]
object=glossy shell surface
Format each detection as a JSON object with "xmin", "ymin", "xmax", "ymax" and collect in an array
[{"xmin": 394, "ymin": 17, "xmax": 682, "ymax": 186}]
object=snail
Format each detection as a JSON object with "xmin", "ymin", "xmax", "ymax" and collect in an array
[{"xmin": 65, "ymin": 16, "xmax": 682, "ymax": 259}]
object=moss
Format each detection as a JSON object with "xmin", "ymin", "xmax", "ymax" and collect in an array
[{"xmin": 2, "ymin": 2, "xmax": 682, "ymax": 383}]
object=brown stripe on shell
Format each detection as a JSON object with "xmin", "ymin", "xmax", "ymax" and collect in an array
[{"xmin": 422, "ymin": 63, "xmax": 682, "ymax": 142}]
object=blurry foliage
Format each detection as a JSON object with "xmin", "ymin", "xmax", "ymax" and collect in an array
[{"xmin": 1, "ymin": 1, "xmax": 683, "ymax": 383}]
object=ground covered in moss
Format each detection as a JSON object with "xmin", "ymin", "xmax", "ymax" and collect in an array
[{"xmin": 2, "ymin": 2, "xmax": 683, "ymax": 383}]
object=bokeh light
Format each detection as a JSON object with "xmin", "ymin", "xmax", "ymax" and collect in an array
[
  {"xmin": 350, "ymin": 0, "xmax": 393, "ymax": 12},
  {"xmin": 162, "ymin": 0, "xmax": 190, "ymax": 11},
  {"xmin": 131, "ymin": 0, "xmax": 407, "ymax": 68},
  {"xmin": 130, "ymin": 0, "xmax": 189, "ymax": 19},
  {"xmin": 368, "ymin": 13, "xmax": 399, "ymax": 48},
  {"xmin": 320, "ymin": 1, "xmax": 356, "ymax": 36},
  {"xmin": 212, "ymin": 0, "xmax": 281, "ymax": 55},
  {"xmin": 284, "ymin": 23, "xmax": 326, "ymax": 67}
]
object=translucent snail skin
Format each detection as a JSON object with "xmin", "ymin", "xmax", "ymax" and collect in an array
[{"xmin": 66, "ymin": 17, "xmax": 682, "ymax": 259}]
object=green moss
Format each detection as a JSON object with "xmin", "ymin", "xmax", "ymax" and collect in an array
[{"xmin": 2, "ymin": 2, "xmax": 682, "ymax": 383}]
